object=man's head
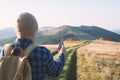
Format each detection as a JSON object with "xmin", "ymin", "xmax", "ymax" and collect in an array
[{"xmin": 15, "ymin": 12, "xmax": 38, "ymax": 40}]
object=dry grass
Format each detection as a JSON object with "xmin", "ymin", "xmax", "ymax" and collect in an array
[
  {"xmin": 64, "ymin": 39, "xmax": 84, "ymax": 48},
  {"xmin": 77, "ymin": 40, "xmax": 120, "ymax": 80}
]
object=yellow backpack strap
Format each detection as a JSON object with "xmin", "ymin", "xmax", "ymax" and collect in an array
[
  {"xmin": 3, "ymin": 43, "xmax": 12, "ymax": 56},
  {"xmin": 24, "ymin": 44, "xmax": 37, "ymax": 58}
]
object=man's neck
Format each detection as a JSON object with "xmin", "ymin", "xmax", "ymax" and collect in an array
[{"xmin": 17, "ymin": 35, "xmax": 35, "ymax": 41}]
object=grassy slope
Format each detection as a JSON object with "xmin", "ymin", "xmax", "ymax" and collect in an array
[{"xmin": 77, "ymin": 40, "xmax": 120, "ymax": 80}]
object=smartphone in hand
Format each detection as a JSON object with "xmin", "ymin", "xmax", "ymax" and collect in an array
[{"xmin": 58, "ymin": 41, "xmax": 63, "ymax": 51}]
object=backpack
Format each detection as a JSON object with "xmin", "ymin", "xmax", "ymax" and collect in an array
[{"xmin": 0, "ymin": 43, "xmax": 36, "ymax": 80}]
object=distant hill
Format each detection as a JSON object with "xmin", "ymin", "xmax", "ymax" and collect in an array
[
  {"xmin": 0, "ymin": 28, "xmax": 16, "ymax": 40},
  {"xmin": 0, "ymin": 25, "xmax": 120, "ymax": 45}
]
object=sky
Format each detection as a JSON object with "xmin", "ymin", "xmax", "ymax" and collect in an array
[{"xmin": 0, "ymin": 0, "xmax": 120, "ymax": 30}]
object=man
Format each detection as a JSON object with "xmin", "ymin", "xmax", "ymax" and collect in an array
[{"xmin": 0, "ymin": 12, "xmax": 66, "ymax": 80}]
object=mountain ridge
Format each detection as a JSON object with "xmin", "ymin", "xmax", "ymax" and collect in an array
[
  {"xmin": 0, "ymin": 25, "xmax": 120, "ymax": 45},
  {"xmin": 35, "ymin": 25, "xmax": 120, "ymax": 44}
]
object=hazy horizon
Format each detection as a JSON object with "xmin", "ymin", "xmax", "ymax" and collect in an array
[
  {"xmin": 0, "ymin": 25, "xmax": 119, "ymax": 33},
  {"xmin": 0, "ymin": 0, "xmax": 120, "ymax": 30}
]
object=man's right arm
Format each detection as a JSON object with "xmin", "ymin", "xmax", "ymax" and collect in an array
[{"xmin": 46, "ymin": 45, "xmax": 66, "ymax": 77}]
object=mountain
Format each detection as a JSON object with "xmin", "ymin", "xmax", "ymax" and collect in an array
[
  {"xmin": 0, "ymin": 28, "xmax": 16, "ymax": 40},
  {"xmin": 0, "ymin": 25, "xmax": 120, "ymax": 45},
  {"xmin": 35, "ymin": 25, "xmax": 120, "ymax": 44}
]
